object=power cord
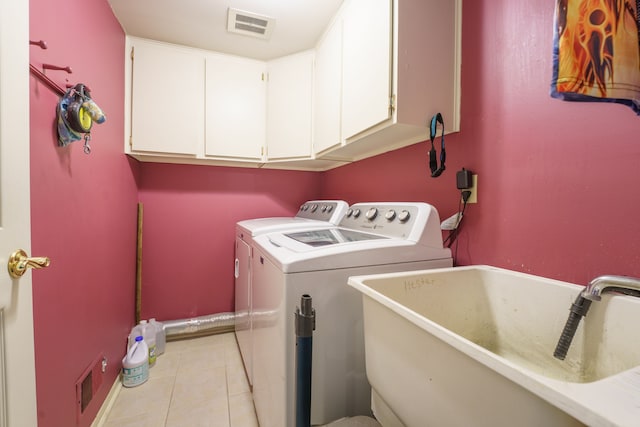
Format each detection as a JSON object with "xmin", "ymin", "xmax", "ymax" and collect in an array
[{"xmin": 443, "ymin": 190, "xmax": 471, "ymax": 264}]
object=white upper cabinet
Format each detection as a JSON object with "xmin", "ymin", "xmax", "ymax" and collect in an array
[
  {"xmin": 266, "ymin": 50, "xmax": 314, "ymax": 161},
  {"xmin": 125, "ymin": 37, "xmax": 267, "ymax": 166},
  {"xmin": 128, "ymin": 37, "xmax": 204, "ymax": 156},
  {"xmin": 341, "ymin": 0, "xmax": 393, "ymax": 141},
  {"xmin": 329, "ymin": 0, "xmax": 462, "ymax": 162},
  {"xmin": 123, "ymin": 0, "xmax": 461, "ymax": 170},
  {"xmin": 313, "ymin": 16, "xmax": 343, "ymax": 156},
  {"xmin": 205, "ymin": 53, "xmax": 265, "ymax": 161}
]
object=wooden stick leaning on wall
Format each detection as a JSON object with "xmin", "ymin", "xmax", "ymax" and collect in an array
[{"xmin": 136, "ymin": 203, "xmax": 143, "ymax": 324}]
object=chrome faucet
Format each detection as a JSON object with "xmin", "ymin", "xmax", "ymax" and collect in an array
[
  {"xmin": 554, "ymin": 274, "xmax": 640, "ymax": 360},
  {"xmin": 581, "ymin": 275, "xmax": 640, "ymax": 301}
]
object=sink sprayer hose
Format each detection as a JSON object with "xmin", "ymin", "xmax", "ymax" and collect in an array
[{"xmin": 553, "ymin": 295, "xmax": 592, "ymax": 360}]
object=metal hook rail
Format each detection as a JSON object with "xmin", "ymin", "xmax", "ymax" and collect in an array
[{"xmin": 29, "ymin": 39, "xmax": 71, "ymax": 96}]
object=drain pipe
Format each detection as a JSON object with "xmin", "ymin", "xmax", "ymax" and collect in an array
[
  {"xmin": 163, "ymin": 312, "xmax": 236, "ymax": 341},
  {"xmin": 295, "ymin": 294, "xmax": 316, "ymax": 427}
]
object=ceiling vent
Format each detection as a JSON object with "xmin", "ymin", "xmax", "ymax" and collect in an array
[{"xmin": 227, "ymin": 8, "xmax": 275, "ymax": 40}]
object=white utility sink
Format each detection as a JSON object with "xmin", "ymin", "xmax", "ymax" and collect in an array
[{"xmin": 348, "ymin": 265, "xmax": 640, "ymax": 427}]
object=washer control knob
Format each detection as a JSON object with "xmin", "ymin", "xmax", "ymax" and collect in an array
[
  {"xmin": 346, "ymin": 208, "xmax": 353, "ymax": 217},
  {"xmin": 385, "ymin": 210, "xmax": 396, "ymax": 221},
  {"xmin": 365, "ymin": 207, "xmax": 378, "ymax": 220},
  {"xmin": 326, "ymin": 205, "xmax": 333, "ymax": 213},
  {"xmin": 310, "ymin": 204, "xmax": 318, "ymax": 212},
  {"xmin": 321, "ymin": 205, "xmax": 327, "ymax": 212},
  {"xmin": 398, "ymin": 210, "xmax": 411, "ymax": 222},
  {"xmin": 352, "ymin": 208, "xmax": 361, "ymax": 218}
]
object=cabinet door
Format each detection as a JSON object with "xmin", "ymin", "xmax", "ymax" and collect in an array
[
  {"xmin": 342, "ymin": 0, "xmax": 392, "ymax": 140},
  {"xmin": 314, "ymin": 17, "xmax": 343, "ymax": 155},
  {"xmin": 266, "ymin": 51, "xmax": 314, "ymax": 160},
  {"xmin": 130, "ymin": 39, "xmax": 204, "ymax": 155},
  {"xmin": 206, "ymin": 54, "xmax": 265, "ymax": 160}
]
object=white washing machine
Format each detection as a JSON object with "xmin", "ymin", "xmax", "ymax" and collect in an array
[
  {"xmin": 250, "ymin": 202, "xmax": 453, "ymax": 427},
  {"xmin": 235, "ymin": 200, "xmax": 348, "ymax": 386}
]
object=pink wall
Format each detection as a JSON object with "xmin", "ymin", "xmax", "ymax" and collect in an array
[
  {"xmin": 28, "ymin": 0, "xmax": 320, "ymax": 422},
  {"xmin": 322, "ymin": 0, "xmax": 640, "ymax": 284},
  {"xmin": 26, "ymin": 0, "xmax": 640, "ymax": 425},
  {"xmin": 29, "ymin": 0, "xmax": 138, "ymax": 426},
  {"xmin": 137, "ymin": 163, "xmax": 321, "ymax": 320}
]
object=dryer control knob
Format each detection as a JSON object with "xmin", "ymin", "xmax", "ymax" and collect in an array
[
  {"xmin": 321, "ymin": 205, "xmax": 327, "ymax": 212},
  {"xmin": 398, "ymin": 210, "xmax": 411, "ymax": 222},
  {"xmin": 365, "ymin": 207, "xmax": 378, "ymax": 220},
  {"xmin": 346, "ymin": 208, "xmax": 353, "ymax": 217},
  {"xmin": 352, "ymin": 209, "xmax": 361, "ymax": 218},
  {"xmin": 310, "ymin": 204, "xmax": 318, "ymax": 212},
  {"xmin": 385, "ymin": 210, "xmax": 396, "ymax": 221},
  {"xmin": 326, "ymin": 205, "xmax": 333, "ymax": 213}
]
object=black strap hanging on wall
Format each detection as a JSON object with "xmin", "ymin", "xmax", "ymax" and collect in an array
[{"xmin": 428, "ymin": 113, "xmax": 446, "ymax": 178}]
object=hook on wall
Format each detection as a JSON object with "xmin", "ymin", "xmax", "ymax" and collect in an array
[
  {"xmin": 42, "ymin": 63, "xmax": 72, "ymax": 74},
  {"xmin": 29, "ymin": 39, "xmax": 72, "ymax": 96},
  {"xmin": 29, "ymin": 64, "xmax": 67, "ymax": 96},
  {"xmin": 29, "ymin": 39, "xmax": 48, "ymax": 49}
]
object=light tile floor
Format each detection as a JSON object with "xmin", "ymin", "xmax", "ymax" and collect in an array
[{"xmin": 103, "ymin": 332, "xmax": 259, "ymax": 427}]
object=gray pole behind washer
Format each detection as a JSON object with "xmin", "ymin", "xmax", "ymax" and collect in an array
[{"xmin": 295, "ymin": 294, "xmax": 315, "ymax": 427}]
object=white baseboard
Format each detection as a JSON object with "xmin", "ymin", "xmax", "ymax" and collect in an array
[{"xmin": 90, "ymin": 377, "xmax": 122, "ymax": 427}]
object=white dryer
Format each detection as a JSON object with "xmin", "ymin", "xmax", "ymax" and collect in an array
[
  {"xmin": 235, "ymin": 200, "xmax": 348, "ymax": 386},
  {"xmin": 250, "ymin": 202, "xmax": 453, "ymax": 427}
]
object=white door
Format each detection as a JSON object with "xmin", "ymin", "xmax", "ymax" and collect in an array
[{"xmin": 0, "ymin": 0, "xmax": 39, "ymax": 425}]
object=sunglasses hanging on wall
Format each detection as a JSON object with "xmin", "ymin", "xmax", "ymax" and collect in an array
[{"xmin": 428, "ymin": 112, "xmax": 446, "ymax": 178}]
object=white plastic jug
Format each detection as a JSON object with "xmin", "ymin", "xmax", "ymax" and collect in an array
[
  {"xmin": 139, "ymin": 320, "xmax": 157, "ymax": 367},
  {"xmin": 128, "ymin": 323, "xmax": 145, "ymax": 349},
  {"xmin": 150, "ymin": 318, "xmax": 166, "ymax": 356},
  {"xmin": 128, "ymin": 320, "xmax": 157, "ymax": 366},
  {"xmin": 122, "ymin": 336, "xmax": 149, "ymax": 387}
]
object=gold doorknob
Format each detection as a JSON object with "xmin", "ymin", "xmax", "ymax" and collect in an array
[{"xmin": 7, "ymin": 249, "xmax": 50, "ymax": 279}]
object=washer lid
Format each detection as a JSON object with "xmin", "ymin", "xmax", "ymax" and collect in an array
[
  {"xmin": 284, "ymin": 228, "xmax": 387, "ymax": 247},
  {"xmin": 237, "ymin": 217, "xmax": 321, "ymax": 236}
]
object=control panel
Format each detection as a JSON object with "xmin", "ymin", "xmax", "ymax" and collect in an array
[
  {"xmin": 339, "ymin": 203, "xmax": 431, "ymax": 239},
  {"xmin": 295, "ymin": 200, "xmax": 348, "ymax": 223}
]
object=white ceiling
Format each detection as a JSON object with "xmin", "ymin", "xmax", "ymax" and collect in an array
[{"xmin": 108, "ymin": 0, "xmax": 344, "ymax": 61}]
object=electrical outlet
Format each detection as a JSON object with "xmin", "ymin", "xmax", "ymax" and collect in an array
[{"xmin": 463, "ymin": 174, "xmax": 478, "ymax": 204}]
